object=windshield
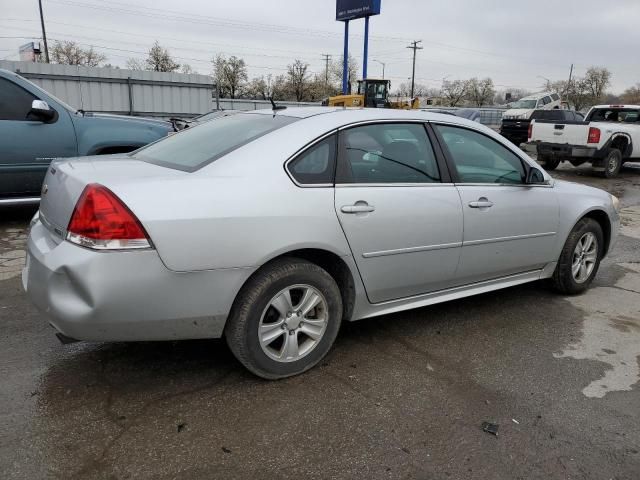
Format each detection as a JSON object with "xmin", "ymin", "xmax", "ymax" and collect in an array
[
  {"xmin": 509, "ymin": 99, "xmax": 537, "ymax": 109},
  {"xmin": 588, "ymin": 108, "xmax": 640, "ymax": 123},
  {"xmin": 132, "ymin": 113, "xmax": 297, "ymax": 171}
]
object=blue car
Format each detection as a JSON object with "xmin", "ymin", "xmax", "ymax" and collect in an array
[{"xmin": 0, "ymin": 69, "xmax": 173, "ymax": 204}]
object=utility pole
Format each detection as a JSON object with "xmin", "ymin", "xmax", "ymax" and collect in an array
[
  {"xmin": 38, "ymin": 0, "xmax": 50, "ymax": 63},
  {"xmin": 406, "ymin": 40, "xmax": 423, "ymax": 98},
  {"xmin": 321, "ymin": 54, "xmax": 331, "ymax": 85},
  {"xmin": 565, "ymin": 63, "xmax": 574, "ymax": 106}
]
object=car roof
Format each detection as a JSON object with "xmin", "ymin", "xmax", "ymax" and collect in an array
[
  {"xmin": 591, "ymin": 105, "xmax": 640, "ymax": 109},
  {"xmin": 242, "ymin": 106, "xmax": 475, "ymax": 124}
]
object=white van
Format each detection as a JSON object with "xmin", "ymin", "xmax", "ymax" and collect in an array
[{"xmin": 503, "ymin": 92, "xmax": 562, "ymax": 120}]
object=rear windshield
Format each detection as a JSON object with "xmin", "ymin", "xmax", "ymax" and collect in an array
[
  {"xmin": 587, "ymin": 108, "xmax": 640, "ymax": 123},
  {"xmin": 132, "ymin": 113, "xmax": 298, "ymax": 171}
]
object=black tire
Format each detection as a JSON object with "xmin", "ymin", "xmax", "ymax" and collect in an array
[
  {"xmin": 225, "ymin": 257, "xmax": 343, "ymax": 379},
  {"xmin": 601, "ymin": 149, "xmax": 622, "ymax": 178},
  {"xmin": 551, "ymin": 218, "xmax": 604, "ymax": 294},
  {"xmin": 537, "ymin": 153, "xmax": 560, "ymax": 171}
]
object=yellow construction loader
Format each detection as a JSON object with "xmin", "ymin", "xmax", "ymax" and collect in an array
[{"xmin": 322, "ymin": 79, "xmax": 420, "ymax": 109}]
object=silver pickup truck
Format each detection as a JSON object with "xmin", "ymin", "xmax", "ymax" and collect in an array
[
  {"xmin": 528, "ymin": 105, "xmax": 640, "ymax": 177},
  {"xmin": 0, "ymin": 69, "xmax": 173, "ymax": 205}
]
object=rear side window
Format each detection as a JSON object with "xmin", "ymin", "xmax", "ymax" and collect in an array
[
  {"xmin": 133, "ymin": 113, "xmax": 298, "ymax": 171},
  {"xmin": 336, "ymin": 123, "xmax": 440, "ymax": 184},
  {"xmin": 551, "ymin": 93, "xmax": 560, "ymax": 101},
  {"xmin": 287, "ymin": 135, "xmax": 336, "ymax": 185},
  {"xmin": 0, "ymin": 77, "xmax": 36, "ymax": 121}
]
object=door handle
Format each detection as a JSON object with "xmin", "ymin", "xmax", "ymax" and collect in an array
[
  {"xmin": 468, "ymin": 198, "xmax": 493, "ymax": 208},
  {"xmin": 341, "ymin": 203, "xmax": 375, "ymax": 214}
]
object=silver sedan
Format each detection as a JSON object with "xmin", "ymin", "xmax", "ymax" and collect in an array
[{"xmin": 23, "ymin": 107, "xmax": 620, "ymax": 379}]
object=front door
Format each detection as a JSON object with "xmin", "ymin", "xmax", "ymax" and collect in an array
[
  {"xmin": 433, "ymin": 123, "xmax": 559, "ymax": 285},
  {"xmin": 0, "ymin": 77, "xmax": 76, "ymax": 197},
  {"xmin": 334, "ymin": 122, "xmax": 463, "ymax": 303}
]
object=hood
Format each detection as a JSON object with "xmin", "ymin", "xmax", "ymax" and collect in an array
[
  {"xmin": 83, "ymin": 112, "xmax": 172, "ymax": 129},
  {"xmin": 502, "ymin": 109, "xmax": 533, "ymax": 120}
]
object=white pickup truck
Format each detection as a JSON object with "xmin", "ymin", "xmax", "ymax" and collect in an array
[{"xmin": 528, "ymin": 105, "xmax": 640, "ymax": 177}]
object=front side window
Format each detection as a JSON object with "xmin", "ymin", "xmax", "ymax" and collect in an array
[
  {"xmin": 0, "ymin": 78, "xmax": 37, "ymax": 121},
  {"xmin": 435, "ymin": 125, "xmax": 525, "ymax": 184},
  {"xmin": 287, "ymin": 135, "xmax": 336, "ymax": 185},
  {"xmin": 337, "ymin": 123, "xmax": 440, "ymax": 184},
  {"xmin": 133, "ymin": 113, "xmax": 298, "ymax": 171}
]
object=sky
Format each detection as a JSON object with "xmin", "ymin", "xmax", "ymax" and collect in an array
[{"xmin": 1, "ymin": 0, "xmax": 639, "ymax": 94}]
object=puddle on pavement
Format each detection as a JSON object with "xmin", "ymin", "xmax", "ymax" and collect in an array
[{"xmin": 554, "ymin": 264, "xmax": 640, "ymax": 398}]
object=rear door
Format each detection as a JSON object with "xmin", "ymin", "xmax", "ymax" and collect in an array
[
  {"xmin": 0, "ymin": 77, "xmax": 76, "ymax": 197},
  {"xmin": 334, "ymin": 122, "xmax": 463, "ymax": 303},
  {"xmin": 433, "ymin": 123, "xmax": 559, "ymax": 285}
]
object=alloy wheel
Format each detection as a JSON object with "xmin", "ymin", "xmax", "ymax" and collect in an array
[
  {"xmin": 258, "ymin": 284, "xmax": 328, "ymax": 362},
  {"xmin": 571, "ymin": 232, "xmax": 598, "ymax": 283}
]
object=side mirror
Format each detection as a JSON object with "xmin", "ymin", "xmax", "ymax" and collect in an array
[
  {"xmin": 29, "ymin": 100, "xmax": 55, "ymax": 121},
  {"xmin": 526, "ymin": 166, "xmax": 546, "ymax": 184}
]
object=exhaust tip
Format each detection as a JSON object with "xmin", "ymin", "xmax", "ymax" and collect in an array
[{"xmin": 55, "ymin": 332, "xmax": 80, "ymax": 345}]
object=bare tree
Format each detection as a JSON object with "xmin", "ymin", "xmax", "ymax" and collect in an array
[
  {"xmin": 621, "ymin": 84, "xmax": 640, "ymax": 104},
  {"xmin": 466, "ymin": 77, "xmax": 495, "ymax": 107},
  {"xmin": 582, "ymin": 67, "xmax": 612, "ymax": 104},
  {"xmin": 441, "ymin": 79, "xmax": 467, "ymax": 107},
  {"xmin": 395, "ymin": 82, "xmax": 429, "ymax": 97},
  {"xmin": 287, "ymin": 59, "xmax": 310, "ymax": 102},
  {"xmin": 566, "ymin": 79, "xmax": 593, "ymax": 112},
  {"xmin": 145, "ymin": 41, "xmax": 180, "ymax": 72},
  {"xmin": 125, "ymin": 58, "xmax": 145, "ymax": 71},
  {"xmin": 180, "ymin": 64, "xmax": 194, "ymax": 74},
  {"xmin": 330, "ymin": 54, "xmax": 359, "ymax": 93},
  {"xmin": 51, "ymin": 40, "xmax": 106, "ymax": 67},
  {"xmin": 213, "ymin": 54, "xmax": 248, "ymax": 99}
]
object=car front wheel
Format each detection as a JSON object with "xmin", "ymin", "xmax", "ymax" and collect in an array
[
  {"xmin": 551, "ymin": 218, "xmax": 603, "ymax": 294},
  {"xmin": 225, "ymin": 258, "xmax": 343, "ymax": 379}
]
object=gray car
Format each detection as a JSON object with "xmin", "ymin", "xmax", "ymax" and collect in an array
[{"xmin": 23, "ymin": 107, "xmax": 620, "ymax": 379}]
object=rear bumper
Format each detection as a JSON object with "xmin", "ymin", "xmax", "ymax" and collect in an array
[
  {"xmin": 22, "ymin": 219, "xmax": 254, "ymax": 341},
  {"xmin": 534, "ymin": 142, "xmax": 603, "ymax": 159}
]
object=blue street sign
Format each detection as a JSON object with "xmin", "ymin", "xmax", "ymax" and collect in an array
[{"xmin": 336, "ymin": 0, "xmax": 381, "ymax": 22}]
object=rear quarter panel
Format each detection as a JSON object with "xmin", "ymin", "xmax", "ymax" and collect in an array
[{"xmin": 108, "ymin": 120, "xmax": 353, "ymax": 272}]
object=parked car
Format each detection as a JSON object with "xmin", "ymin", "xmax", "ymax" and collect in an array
[
  {"xmin": 503, "ymin": 92, "xmax": 562, "ymax": 121},
  {"xmin": 24, "ymin": 107, "xmax": 620, "ymax": 379},
  {"xmin": 501, "ymin": 109, "xmax": 584, "ymax": 146},
  {"xmin": 0, "ymin": 68, "xmax": 173, "ymax": 204},
  {"xmin": 171, "ymin": 109, "xmax": 240, "ymax": 131},
  {"xmin": 529, "ymin": 104, "xmax": 640, "ymax": 177}
]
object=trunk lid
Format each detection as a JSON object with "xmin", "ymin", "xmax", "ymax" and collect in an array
[
  {"xmin": 39, "ymin": 155, "xmax": 184, "ymax": 237},
  {"xmin": 531, "ymin": 122, "xmax": 589, "ymax": 146}
]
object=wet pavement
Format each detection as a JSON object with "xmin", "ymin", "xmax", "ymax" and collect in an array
[{"xmin": 1, "ymin": 163, "xmax": 639, "ymax": 479}]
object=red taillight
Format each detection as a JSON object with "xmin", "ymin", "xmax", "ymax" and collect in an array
[
  {"xmin": 588, "ymin": 127, "xmax": 601, "ymax": 144},
  {"xmin": 67, "ymin": 184, "xmax": 151, "ymax": 250},
  {"xmin": 528, "ymin": 122, "xmax": 533, "ymax": 141}
]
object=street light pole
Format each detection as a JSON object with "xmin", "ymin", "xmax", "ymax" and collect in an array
[{"xmin": 38, "ymin": 0, "xmax": 50, "ymax": 63}]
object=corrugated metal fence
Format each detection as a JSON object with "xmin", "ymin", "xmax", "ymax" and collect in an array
[{"xmin": 0, "ymin": 60, "xmax": 216, "ymax": 118}]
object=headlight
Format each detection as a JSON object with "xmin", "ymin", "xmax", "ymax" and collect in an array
[{"xmin": 611, "ymin": 194, "xmax": 620, "ymax": 213}]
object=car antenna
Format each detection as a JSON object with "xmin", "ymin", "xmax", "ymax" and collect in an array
[{"xmin": 269, "ymin": 97, "xmax": 287, "ymax": 111}]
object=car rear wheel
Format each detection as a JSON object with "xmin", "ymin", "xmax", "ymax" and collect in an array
[
  {"xmin": 601, "ymin": 149, "xmax": 622, "ymax": 178},
  {"xmin": 551, "ymin": 218, "xmax": 603, "ymax": 294},
  {"xmin": 225, "ymin": 258, "xmax": 342, "ymax": 379},
  {"xmin": 538, "ymin": 154, "xmax": 559, "ymax": 171}
]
